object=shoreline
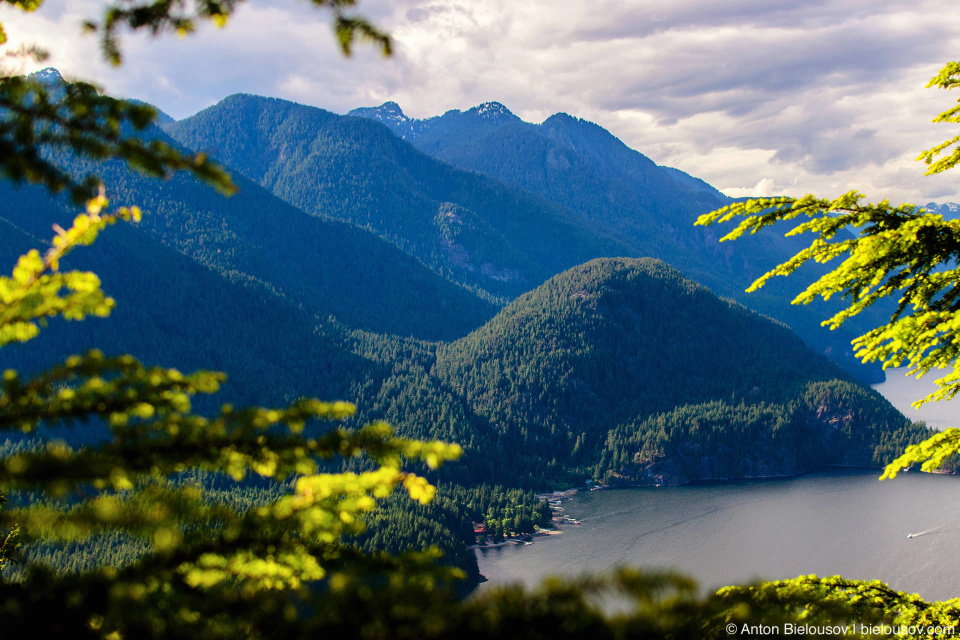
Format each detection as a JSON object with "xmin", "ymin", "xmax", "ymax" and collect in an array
[
  {"xmin": 570, "ymin": 464, "xmax": 952, "ymax": 492},
  {"xmin": 471, "ymin": 468, "xmax": 956, "ymax": 555},
  {"xmin": 470, "ymin": 529, "xmax": 560, "ymax": 550}
]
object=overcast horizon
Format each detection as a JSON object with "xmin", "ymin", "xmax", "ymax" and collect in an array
[{"xmin": 2, "ymin": 0, "xmax": 959, "ymax": 204}]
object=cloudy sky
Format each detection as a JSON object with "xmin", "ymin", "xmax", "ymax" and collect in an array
[{"xmin": 2, "ymin": 0, "xmax": 959, "ymax": 203}]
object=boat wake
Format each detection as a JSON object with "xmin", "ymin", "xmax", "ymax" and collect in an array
[{"xmin": 907, "ymin": 525, "xmax": 944, "ymax": 539}]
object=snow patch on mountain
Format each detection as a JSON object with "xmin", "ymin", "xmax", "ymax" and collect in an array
[
  {"xmin": 466, "ymin": 101, "xmax": 519, "ymax": 124},
  {"xmin": 923, "ymin": 202, "xmax": 960, "ymax": 219},
  {"xmin": 348, "ymin": 102, "xmax": 426, "ymax": 140},
  {"xmin": 28, "ymin": 68, "xmax": 64, "ymax": 85}
]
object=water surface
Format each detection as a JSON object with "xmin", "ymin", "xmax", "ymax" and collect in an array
[
  {"xmin": 477, "ymin": 470, "xmax": 960, "ymax": 601},
  {"xmin": 872, "ymin": 366, "xmax": 958, "ymax": 431}
]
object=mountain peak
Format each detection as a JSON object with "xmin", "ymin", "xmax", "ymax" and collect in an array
[
  {"xmin": 349, "ymin": 101, "xmax": 408, "ymax": 122},
  {"xmin": 466, "ymin": 101, "xmax": 519, "ymax": 123},
  {"xmin": 28, "ymin": 68, "xmax": 64, "ymax": 85},
  {"xmin": 348, "ymin": 101, "xmax": 422, "ymax": 138},
  {"xmin": 924, "ymin": 202, "xmax": 960, "ymax": 218},
  {"xmin": 542, "ymin": 112, "xmax": 577, "ymax": 125}
]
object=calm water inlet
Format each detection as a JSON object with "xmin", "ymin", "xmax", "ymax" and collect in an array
[
  {"xmin": 872, "ymin": 367, "xmax": 959, "ymax": 431},
  {"xmin": 476, "ymin": 470, "xmax": 960, "ymax": 601}
]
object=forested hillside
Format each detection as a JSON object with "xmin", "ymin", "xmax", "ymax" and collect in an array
[
  {"xmin": 2, "ymin": 224, "xmax": 924, "ymax": 588},
  {"xmin": 0, "ymin": 192, "xmax": 364, "ymax": 409},
  {"xmin": 431, "ymin": 258, "xmax": 927, "ymax": 486},
  {"xmin": 0, "ymin": 184, "xmax": 502, "ymax": 463},
  {"xmin": 0, "ymin": 194, "xmax": 924, "ymax": 488},
  {"xmin": 0, "ymin": 179, "xmax": 504, "ymax": 585},
  {"xmin": 3, "ymin": 110, "xmax": 928, "ymax": 485},
  {"xmin": 597, "ymin": 382, "xmax": 925, "ymax": 486}
]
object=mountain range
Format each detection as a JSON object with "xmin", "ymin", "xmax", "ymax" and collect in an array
[
  {"xmin": 163, "ymin": 95, "xmax": 633, "ymax": 303},
  {"xmin": 923, "ymin": 202, "xmax": 960, "ymax": 219},
  {"xmin": 159, "ymin": 93, "xmax": 900, "ymax": 382}
]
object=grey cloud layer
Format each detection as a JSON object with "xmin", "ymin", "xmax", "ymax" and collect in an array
[{"xmin": 4, "ymin": 0, "xmax": 958, "ymax": 202}]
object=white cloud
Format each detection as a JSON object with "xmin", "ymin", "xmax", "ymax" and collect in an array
[
  {"xmin": 2, "ymin": 0, "xmax": 959, "ymax": 203},
  {"xmin": 722, "ymin": 177, "xmax": 780, "ymax": 198}
]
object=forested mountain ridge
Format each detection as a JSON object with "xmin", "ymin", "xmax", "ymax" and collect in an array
[
  {"xmin": 429, "ymin": 258, "xmax": 928, "ymax": 487},
  {"xmin": 0, "ymin": 179, "xmax": 504, "ymax": 460},
  {"xmin": 0, "ymin": 189, "xmax": 924, "ymax": 488},
  {"xmin": 163, "ymin": 94, "xmax": 638, "ymax": 301},
  {"xmin": 0, "ymin": 171, "xmax": 503, "ymax": 585},
  {"xmin": 350, "ymin": 101, "xmax": 891, "ymax": 382},
  {"xmin": 9, "ymin": 82, "xmax": 919, "ymax": 488},
  {"xmin": 348, "ymin": 100, "xmax": 702, "ymax": 275},
  {"xmin": 0, "ymin": 187, "xmax": 369, "ymax": 409},
  {"xmin": 5, "ymin": 122, "xmax": 925, "ymax": 489},
  {"xmin": 597, "ymin": 380, "xmax": 925, "ymax": 486}
]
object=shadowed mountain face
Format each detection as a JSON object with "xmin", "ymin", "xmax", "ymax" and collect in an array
[
  {"xmin": 350, "ymin": 101, "xmax": 895, "ymax": 383},
  {"xmin": 164, "ymin": 95, "xmax": 638, "ymax": 302},
  {"xmin": 0, "ymin": 171, "xmax": 497, "ymax": 463},
  {"xmin": 350, "ymin": 101, "xmax": 738, "ymax": 263},
  {"xmin": 349, "ymin": 102, "xmax": 700, "ymax": 270},
  {"xmin": 0, "ymin": 183, "xmax": 370, "ymax": 410}
]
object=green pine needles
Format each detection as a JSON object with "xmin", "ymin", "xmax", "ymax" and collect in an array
[
  {"xmin": 696, "ymin": 60, "xmax": 960, "ymax": 482},
  {"xmin": 0, "ymin": 193, "xmax": 463, "ymax": 636},
  {"xmin": 697, "ymin": 191, "xmax": 960, "ymax": 407}
]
